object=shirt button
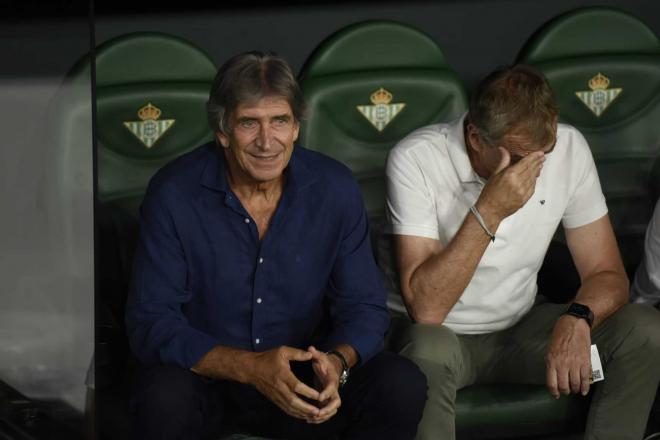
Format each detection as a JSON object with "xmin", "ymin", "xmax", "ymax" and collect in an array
[
  {"xmin": 259, "ymin": 257, "xmax": 264, "ymax": 264},
  {"xmin": 244, "ymin": 218, "xmax": 250, "ymax": 224},
  {"xmin": 255, "ymin": 338, "xmax": 260, "ymax": 344},
  {"xmin": 256, "ymin": 298, "xmax": 262, "ymax": 304}
]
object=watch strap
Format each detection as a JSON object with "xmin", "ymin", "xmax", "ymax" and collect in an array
[
  {"xmin": 564, "ymin": 302, "xmax": 594, "ymax": 328},
  {"xmin": 326, "ymin": 350, "xmax": 350, "ymax": 387}
]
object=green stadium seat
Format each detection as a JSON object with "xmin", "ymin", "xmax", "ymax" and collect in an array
[
  {"xmin": 90, "ymin": 32, "xmax": 280, "ymax": 440},
  {"xmin": 58, "ymin": 32, "xmax": 220, "ymax": 439},
  {"xmin": 519, "ymin": 7, "xmax": 660, "ymax": 282},
  {"xmin": 93, "ymin": 31, "xmax": 217, "ymax": 387},
  {"xmin": 298, "ymin": 20, "xmax": 468, "ymax": 229},
  {"xmin": 519, "ymin": 8, "xmax": 660, "ymax": 438},
  {"xmin": 298, "ymin": 19, "xmax": 590, "ymax": 440},
  {"xmin": 94, "ymin": 32, "xmax": 218, "ymax": 219}
]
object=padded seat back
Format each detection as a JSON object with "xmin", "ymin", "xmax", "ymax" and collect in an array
[
  {"xmin": 519, "ymin": 7, "xmax": 660, "ymax": 275},
  {"xmin": 94, "ymin": 32, "xmax": 217, "ymax": 219},
  {"xmin": 299, "ymin": 20, "xmax": 467, "ymax": 223},
  {"xmin": 68, "ymin": 33, "xmax": 218, "ymax": 393}
]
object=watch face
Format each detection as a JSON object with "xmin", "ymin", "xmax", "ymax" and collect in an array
[
  {"xmin": 567, "ymin": 302, "xmax": 594, "ymax": 326},
  {"xmin": 571, "ymin": 303, "xmax": 589, "ymax": 316},
  {"xmin": 339, "ymin": 370, "xmax": 349, "ymax": 386}
]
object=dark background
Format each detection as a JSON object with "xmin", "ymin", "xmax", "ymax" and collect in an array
[{"xmin": 2, "ymin": 0, "xmax": 659, "ymax": 89}]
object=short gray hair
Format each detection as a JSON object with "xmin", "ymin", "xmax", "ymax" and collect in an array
[
  {"xmin": 468, "ymin": 64, "xmax": 559, "ymax": 147},
  {"xmin": 206, "ymin": 51, "xmax": 305, "ymax": 134}
]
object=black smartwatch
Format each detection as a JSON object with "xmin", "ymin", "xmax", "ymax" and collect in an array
[
  {"xmin": 564, "ymin": 302, "xmax": 594, "ymax": 328},
  {"xmin": 326, "ymin": 350, "xmax": 350, "ymax": 387}
]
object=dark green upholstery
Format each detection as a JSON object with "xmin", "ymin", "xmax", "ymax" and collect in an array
[
  {"xmin": 456, "ymin": 385, "xmax": 590, "ymax": 438},
  {"xmin": 519, "ymin": 7, "xmax": 660, "ymax": 277},
  {"xmin": 299, "ymin": 20, "xmax": 468, "ymax": 224},
  {"xmin": 95, "ymin": 32, "xmax": 218, "ymax": 219},
  {"xmin": 299, "ymin": 20, "xmax": 594, "ymax": 440},
  {"xmin": 383, "ymin": 312, "xmax": 590, "ymax": 439},
  {"xmin": 92, "ymin": 31, "xmax": 218, "ymax": 377},
  {"xmin": 77, "ymin": 32, "xmax": 219, "ymax": 439}
]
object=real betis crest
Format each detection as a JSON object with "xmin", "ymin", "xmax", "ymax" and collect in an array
[
  {"xmin": 575, "ymin": 73, "xmax": 622, "ymax": 117},
  {"xmin": 357, "ymin": 88, "xmax": 406, "ymax": 132},
  {"xmin": 123, "ymin": 103, "xmax": 175, "ymax": 148}
]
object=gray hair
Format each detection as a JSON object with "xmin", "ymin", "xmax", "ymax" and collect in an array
[
  {"xmin": 206, "ymin": 51, "xmax": 305, "ymax": 134},
  {"xmin": 468, "ymin": 64, "xmax": 559, "ymax": 147}
]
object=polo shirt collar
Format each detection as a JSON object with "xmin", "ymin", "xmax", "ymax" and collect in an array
[
  {"xmin": 200, "ymin": 143, "xmax": 316, "ymax": 193},
  {"xmin": 446, "ymin": 113, "xmax": 484, "ymax": 184}
]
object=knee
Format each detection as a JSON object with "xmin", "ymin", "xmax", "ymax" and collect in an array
[
  {"xmin": 364, "ymin": 352, "xmax": 428, "ymax": 418},
  {"xmin": 397, "ymin": 324, "xmax": 462, "ymax": 377},
  {"xmin": 602, "ymin": 304, "xmax": 660, "ymax": 361}
]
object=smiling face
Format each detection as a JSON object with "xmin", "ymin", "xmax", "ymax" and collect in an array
[{"xmin": 218, "ymin": 96, "xmax": 300, "ymax": 186}]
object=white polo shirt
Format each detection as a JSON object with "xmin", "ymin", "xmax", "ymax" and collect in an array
[
  {"xmin": 384, "ymin": 114, "xmax": 608, "ymax": 334},
  {"xmin": 631, "ymin": 199, "xmax": 660, "ymax": 305}
]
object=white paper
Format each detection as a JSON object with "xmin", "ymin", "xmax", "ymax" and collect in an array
[{"xmin": 591, "ymin": 344, "xmax": 605, "ymax": 383}]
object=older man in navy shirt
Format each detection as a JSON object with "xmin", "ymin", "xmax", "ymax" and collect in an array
[{"xmin": 125, "ymin": 51, "xmax": 427, "ymax": 440}]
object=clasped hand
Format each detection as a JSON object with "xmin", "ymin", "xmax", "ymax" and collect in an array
[{"xmin": 249, "ymin": 345, "xmax": 341, "ymax": 424}]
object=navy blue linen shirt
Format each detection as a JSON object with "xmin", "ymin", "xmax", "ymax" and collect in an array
[{"xmin": 125, "ymin": 142, "xmax": 389, "ymax": 370}]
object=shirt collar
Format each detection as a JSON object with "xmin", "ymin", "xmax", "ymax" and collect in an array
[
  {"xmin": 446, "ymin": 113, "xmax": 484, "ymax": 184},
  {"xmin": 200, "ymin": 143, "xmax": 316, "ymax": 193}
]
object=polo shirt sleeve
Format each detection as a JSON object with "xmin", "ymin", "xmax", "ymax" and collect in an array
[
  {"xmin": 125, "ymin": 180, "xmax": 219, "ymax": 369},
  {"xmin": 323, "ymin": 177, "xmax": 390, "ymax": 366},
  {"xmin": 384, "ymin": 145, "xmax": 440, "ymax": 239},
  {"xmin": 644, "ymin": 201, "xmax": 660, "ymax": 294},
  {"xmin": 561, "ymin": 129, "xmax": 608, "ymax": 229},
  {"xmin": 632, "ymin": 200, "xmax": 660, "ymax": 303}
]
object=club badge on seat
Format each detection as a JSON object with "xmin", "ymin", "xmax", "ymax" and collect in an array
[
  {"xmin": 124, "ymin": 103, "xmax": 176, "ymax": 148},
  {"xmin": 575, "ymin": 73, "xmax": 622, "ymax": 117},
  {"xmin": 357, "ymin": 88, "xmax": 406, "ymax": 132}
]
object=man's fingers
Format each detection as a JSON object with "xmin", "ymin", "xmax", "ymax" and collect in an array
[
  {"xmin": 546, "ymin": 366, "xmax": 560, "ymax": 399},
  {"xmin": 569, "ymin": 368, "xmax": 582, "ymax": 394},
  {"xmin": 318, "ymin": 377, "xmax": 338, "ymax": 402},
  {"xmin": 580, "ymin": 362, "xmax": 591, "ymax": 396},
  {"xmin": 273, "ymin": 392, "xmax": 314, "ymax": 420},
  {"xmin": 318, "ymin": 393, "xmax": 341, "ymax": 417},
  {"xmin": 283, "ymin": 346, "xmax": 313, "ymax": 362},
  {"xmin": 292, "ymin": 378, "xmax": 320, "ymax": 401},
  {"xmin": 556, "ymin": 367, "xmax": 571, "ymax": 396},
  {"xmin": 307, "ymin": 345, "xmax": 323, "ymax": 358},
  {"xmin": 494, "ymin": 147, "xmax": 511, "ymax": 174},
  {"xmin": 282, "ymin": 387, "xmax": 320, "ymax": 417},
  {"xmin": 516, "ymin": 152, "xmax": 545, "ymax": 176},
  {"xmin": 307, "ymin": 394, "xmax": 341, "ymax": 424}
]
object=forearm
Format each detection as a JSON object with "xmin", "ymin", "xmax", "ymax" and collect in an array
[
  {"xmin": 191, "ymin": 345, "xmax": 257, "ymax": 384},
  {"xmin": 574, "ymin": 270, "xmax": 629, "ymax": 328},
  {"xmin": 406, "ymin": 208, "xmax": 499, "ymax": 323}
]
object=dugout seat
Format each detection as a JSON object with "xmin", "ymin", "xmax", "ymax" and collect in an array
[
  {"xmin": 81, "ymin": 32, "xmax": 218, "ymax": 439},
  {"xmin": 298, "ymin": 19, "xmax": 590, "ymax": 440},
  {"xmin": 298, "ymin": 20, "xmax": 468, "ymax": 227},
  {"xmin": 519, "ymin": 7, "xmax": 660, "ymax": 295}
]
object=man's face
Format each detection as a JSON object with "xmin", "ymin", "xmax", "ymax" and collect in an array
[
  {"xmin": 469, "ymin": 121, "xmax": 556, "ymax": 177},
  {"xmin": 496, "ymin": 130, "xmax": 556, "ymax": 166},
  {"xmin": 218, "ymin": 96, "xmax": 299, "ymax": 184}
]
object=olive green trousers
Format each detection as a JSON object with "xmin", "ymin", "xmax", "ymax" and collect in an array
[{"xmin": 391, "ymin": 301, "xmax": 660, "ymax": 440}]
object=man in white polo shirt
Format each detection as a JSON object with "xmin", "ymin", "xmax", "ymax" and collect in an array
[{"xmin": 384, "ymin": 64, "xmax": 660, "ymax": 439}]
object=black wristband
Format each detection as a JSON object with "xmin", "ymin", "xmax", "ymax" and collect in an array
[
  {"xmin": 326, "ymin": 350, "xmax": 350, "ymax": 387},
  {"xmin": 564, "ymin": 302, "xmax": 594, "ymax": 328}
]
